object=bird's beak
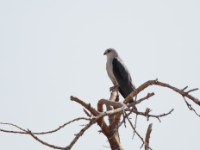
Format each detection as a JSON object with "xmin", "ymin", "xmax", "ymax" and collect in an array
[{"xmin": 103, "ymin": 51, "xmax": 107, "ymax": 55}]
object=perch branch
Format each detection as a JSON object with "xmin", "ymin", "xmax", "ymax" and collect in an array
[
  {"xmin": 98, "ymin": 89, "xmax": 119, "ymax": 127},
  {"xmin": 1, "ymin": 79, "xmax": 200, "ymax": 150},
  {"xmin": 124, "ymin": 80, "xmax": 200, "ymax": 107}
]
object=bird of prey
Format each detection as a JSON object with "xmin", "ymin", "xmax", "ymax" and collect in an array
[{"xmin": 104, "ymin": 48, "xmax": 136, "ymax": 102}]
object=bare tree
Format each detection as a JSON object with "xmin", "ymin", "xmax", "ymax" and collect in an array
[{"xmin": 0, "ymin": 79, "xmax": 200, "ymax": 150}]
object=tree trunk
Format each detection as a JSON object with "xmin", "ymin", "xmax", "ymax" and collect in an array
[{"xmin": 107, "ymin": 131, "xmax": 123, "ymax": 150}]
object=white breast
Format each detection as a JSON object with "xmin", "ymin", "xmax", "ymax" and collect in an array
[{"xmin": 106, "ymin": 58, "xmax": 118, "ymax": 85}]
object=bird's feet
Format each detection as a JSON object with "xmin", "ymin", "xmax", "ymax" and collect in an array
[{"xmin": 109, "ymin": 85, "xmax": 119, "ymax": 92}]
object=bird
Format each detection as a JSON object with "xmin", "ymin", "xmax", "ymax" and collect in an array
[{"xmin": 104, "ymin": 48, "xmax": 136, "ymax": 103}]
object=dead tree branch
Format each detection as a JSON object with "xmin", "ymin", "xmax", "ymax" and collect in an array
[
  {"xmin": 0, "ymin": 79, "xmax": 200, "ymax": 150},
  {"xmin": 27, "ymin": 130, "xmax": 66, "ymax": 150},
  {"xmin": 183, "ymin": 97, "xmax": 200, "ymax": 117},
  {"xmin": 0, "ymin": 117, "xmax": 90, "ymax": 135},
  {"xmin": 124, "ymin": 79, "xmax": 200, "ymax": 105},
  {"xmin": 66, "ymin": 120, "xmax": 96, "ymax": 150},
  {"xmin": 126, "ymin": 108, "xmax": 174, "ymax": 122},
  {"xmin": 145, "ymin": 123, "xmax": 153, "ymax": 150}
]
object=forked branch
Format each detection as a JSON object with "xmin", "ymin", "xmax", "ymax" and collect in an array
[{"xmin": 0, "ymin": 79, "xmax": 200, "ymax": 150}]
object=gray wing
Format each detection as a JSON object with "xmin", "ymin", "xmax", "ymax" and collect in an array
[{"xmin": 112, "ymin": 57, "xmax": 135, "ymax": 99}]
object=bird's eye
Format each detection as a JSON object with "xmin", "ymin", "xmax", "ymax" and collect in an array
[{"xmin": 107, "ymin": 50, "xmax": 111, "ymax": 53}]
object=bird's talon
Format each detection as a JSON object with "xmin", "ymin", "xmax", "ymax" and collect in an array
[{"xmin": 109, "ymin": 85, "xmax": 119, "ymax": 92}]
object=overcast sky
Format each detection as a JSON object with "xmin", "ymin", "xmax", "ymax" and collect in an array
[{"xmin": 0, "ymin": 0, "xmax": 200, "ymax": 150}]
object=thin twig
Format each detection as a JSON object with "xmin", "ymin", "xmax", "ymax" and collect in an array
[
  {"xmin": 124, "ymin": 112, "xmax": 152, "ymax": 150},
  {"xmin": 0, "ymin": 117, "xmax": 90, "ymax": 135},
  {"xmin": 66, "ymin": 119, "xmax": 96, "ymax": 150},
  {"xmin": 128, "ymin": 92, "xmax": 155, "ymax": 108},
  {"xmin": 27, "ymin": 130, "xmax": 66, "ymax": 150},
  {"xmin": 182, "ymin": 86, "xmax": 188, "ymax": 91},
  {"xmin": 132, "ymin": 114, "xmax": 138, "ymax": 139},
  {"xmin": 127, "ymin": 108, "xmax": 174, "ymax": 122},
  {"xmin": 0, "ymin": 122, "xmax": 26, "ymax": 134},
  {"xmin": 183, "ymin": 97, "xmax": 200, "ymax": 117},
  {"xmin": 145, "ymin": 124, "xmax": 153, "ymax": 150},
  {"xmin": 134, "ymin": 93, "xmax": 155, "ymax": 105},
  {"xmin": 83, "ymin": 109, "xmax": 91, "ymax": 117},
  {"xmin": 186, "ymin": 88, "xmax": 199, "ymax": 93}
]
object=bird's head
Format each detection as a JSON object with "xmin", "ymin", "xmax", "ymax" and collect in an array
[{"xmin": 103, "ymin": 48, "xmax": 118, "ymax": 58}]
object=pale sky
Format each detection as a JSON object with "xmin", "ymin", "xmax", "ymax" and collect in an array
[{"xmin": 0, "ymin": 0, "xmax": 200, "ymax": 150}]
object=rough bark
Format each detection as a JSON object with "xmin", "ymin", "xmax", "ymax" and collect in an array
[{"xmin": 98, "ymin": 88, "xmax": 123, "ymax": 150}]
